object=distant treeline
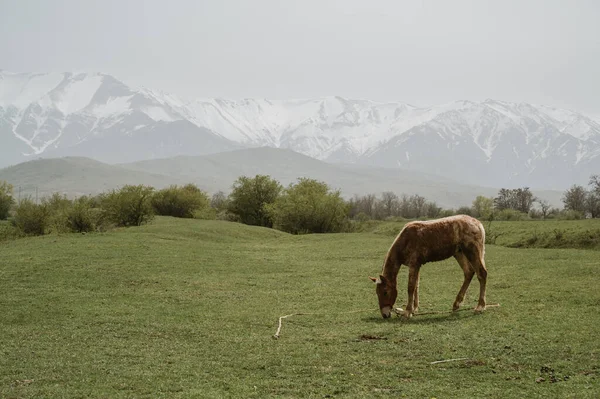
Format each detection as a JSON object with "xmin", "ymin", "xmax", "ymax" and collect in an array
[{"xmin": 1, "ymin": 174, "xmax": 599, "ymax": 240}]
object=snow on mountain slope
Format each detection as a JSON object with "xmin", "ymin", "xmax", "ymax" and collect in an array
[
  {"xmin": 1, "ymin": 69, "xmax": 599, "ymax": 189},
  {"xmin": 361, "ymin": 100, "xmax": 599, "ymax": 188},
  {"xmin": 0, "ymin": 70, "xmax": 235, "ymax": 163}
]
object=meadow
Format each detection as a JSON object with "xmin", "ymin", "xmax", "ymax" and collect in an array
[{"xmin": 1, "ymin": 217, "xmax": 598, "ymax": 398}]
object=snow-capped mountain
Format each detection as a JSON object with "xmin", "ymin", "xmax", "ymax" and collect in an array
[
  {"xmin": 1, "ymin": 70, "xmax": 598, "ymax": 189},
  {"xmin": 0, "ymin": 70, "xmax": 236, "ymax": 166}
]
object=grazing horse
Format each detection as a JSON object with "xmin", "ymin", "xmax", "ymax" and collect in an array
[{"xmin": 369, "ymin": 215, "xmax": 487, "ymax": 319}]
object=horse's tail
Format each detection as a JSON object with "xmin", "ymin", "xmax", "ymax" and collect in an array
[{"xmin": 477, "ymin": 219, "xmax": 486, "ymax": 261}]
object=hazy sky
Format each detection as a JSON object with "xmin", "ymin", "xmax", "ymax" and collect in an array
[{"xmin": 1, "ymin": 0, "xmax": 599, "ymax": 113}]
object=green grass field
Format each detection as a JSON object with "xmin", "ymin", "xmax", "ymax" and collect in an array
[{"xmin": 1, "ymin": 217, "xmax": 599, "ymax": 398}]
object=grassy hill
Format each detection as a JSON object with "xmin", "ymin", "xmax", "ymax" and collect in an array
[
  {"xmin": 0, "ymin": 148, "xmax": 565, "ymax": 208},
  {"xmin": 0, "ymin": 157, "xmax": 184, "ymax": 199},
  {"xmin": 120, "ymin": 147, "xmax": 564, "ymax": 208},
  {"xmin": 1, "ymin": 217, "xmax": 598, "ymax": 397}
]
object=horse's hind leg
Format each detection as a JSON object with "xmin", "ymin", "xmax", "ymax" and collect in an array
[
  {"xmin": 453, "ymin": 251, "xmax": 475, "ymax": 311},
  {"xmin": 467, "ymin": 246, "xmax": 487, "ymax": 313}
]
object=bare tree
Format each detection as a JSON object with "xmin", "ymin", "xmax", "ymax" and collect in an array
[
  {"xmin": 514, "ymin": 187, "xmax": 535, "ymax": 214},
  {"xmin": 536, "ymin": 199, "xmax": 551, "ymax": 219},
  {"xmin": 494, "ymin": 188, "xmax": 514, "ymax": 211},
  {"xmin": 586, "ymin": 191, "xmax": 600, "ymax": 218},
  {"xmin": 494, "ymin": 187, "xmax": 535, "ymax": 214},
  {"xmin": 562, "ymin": 184, "xmax": 587, "ymax": 214},
  {"xmin": 399, "ymin": 194, "xmax": 412, "ymax": 218},
  {"xmin": 348, "ymin": 194, "xmax": 377, "ymax": 219},
  {"xmin": 424, "ymin": 201, "xmax": 441, "ymax": 218},
  {"xmin": 380, "ymin": 191, "xmax": 399, "ymax": 218},
  {"xmin": 590, "ymin": 174, "xmax": 600, "ymax": 194},
  {"xmin": 210, "ymin": 191, "xmax": 229, "ymax": 210},
  {"xmin": 410, "ymin": 194, "xmax": 427, "ymax": 218}
]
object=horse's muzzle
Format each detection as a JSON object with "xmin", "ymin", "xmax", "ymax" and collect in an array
[{"xmin": 380, "ymin": 306, "xmax": 392, "ymax": 319}]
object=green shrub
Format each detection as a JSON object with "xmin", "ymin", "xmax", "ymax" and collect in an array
[
  {"xmin": 557, "ymin": 210, "xmax": 584, "ymax": 220},
  {"xmin": 194, "ymin": 206, "xmax": 217, "ymax": 220},
  {"xmin": 152, "ymin": 184, "xmax": 210, "ymax": 218},
  {"xmin": 456, "ymin": 206, "xmax": 473, "ymax": 216},
  {"xmin": 99, "ymin": 185, "xmax": 155, "ymax": 227},
  {"xmin": 228, "ymin": 175, "xmax": 282, "ymax": 227},
  {"xmin": 66, "ymin": 196, "xmax": 99, "ymax": 233},
  {"xmin": 12, "ymin": 199, "xmax": 50, "ymax": 236},
  {"xmin": 495, "ymin": 209, "xmax": 529, "ymax": 221},
  {"xmin": 42, "ymin": 193, "xmax": 73, "ymax": 234},
  {"xmin": 266, "ymin": 178, "xmax": 350, "ymax": 234},
  {"xmin": 0, "ymin": 181, "xmax": 15, "ymax": 220},
  {"xmin": 44, "ymin": 192, "xmax": 72, "ymax": 212},
  {"xmin": 439, "ymin": 209, "xmax": 456, "ymax": 218},
  {"xmin": 0, "ymin": 220, "xmax": 19, "ymax": 241},
  {"xmin": 354, "ymin": 212, "xmax": 371, "ymax": 222}
]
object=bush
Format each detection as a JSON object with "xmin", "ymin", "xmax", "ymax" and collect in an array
[
  {"xmin": 557, "ymin": 210, "xmax": 585, "ymax": 220},
  {"xmin": 439, "ymin": 209, "xmax": 456, "ymax": 218},
  {"xmin": 472, "ymin": 196, "xmax": 494, "ymax": 219},
  {"xmin": 228, "ymin": 175, "xmax": 282, "ymax": 227},
  {"xmin": 66, "ymin": 196, "xmax": 99, "ymax": 233},
  {"xmin": 194, "ymin": 206, "xmax": 217, "ymax": 220},
  {"xmin": 100, "ymin": 185, "xmax": 155, "ymax": 227},
  {"xmin": 0, "ymin": 181, "xmax": 15, "ymax": 220},
  {"xmin": 210, "ymin": 191, "xmax": 229, "ymax": 212},
  {"xmin": 12, "ymin": 199, "xmax": 50, "ymax": 236},
  {"xmin": 354, "ymin": 212, "xmax": 371, "ymax": 222},
  {"xmin": 495, "ymin": 209, "xmax": 529, "ymax": 221},
  {"xmin": 43, "ymin": 193, "xmax": 73, "ymax": 234},
  {"xmin": 0, "ymin": 220, "xmax": 19, "ymax": 241},
  {"xmin": 529, "ymin": 209, "xmax": 542, "ymax": 219},
  {"xmin": 152, "ymin": 184, "xmax": 210, "ymax": 218},
  {"xmin": 266, "ymin": 178, "xmax": 350, "ymax": 234}
]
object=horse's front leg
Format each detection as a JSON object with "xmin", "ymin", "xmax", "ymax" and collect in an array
[
  {"xmin": 403, "ymin": 265, "xmax": 420, "ymax": 318},
  {"xmin": 413, "ymin": 267, "xmax": 421, "ymax": 314}
]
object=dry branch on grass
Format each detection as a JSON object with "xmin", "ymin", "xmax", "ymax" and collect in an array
[
  {"xmin": 272, "ymin": 303, "xmax": 501, "ymax": 339},
  {"xmin": 430, "ymin": 358, "xmax": 470, "ymax": 365}
]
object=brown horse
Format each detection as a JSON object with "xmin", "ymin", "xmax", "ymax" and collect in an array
[{"xmin": 369, "ymin": 215, "xmax": 487, "ymax": 319}]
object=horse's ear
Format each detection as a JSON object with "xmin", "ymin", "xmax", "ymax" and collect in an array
[
  {"xmin": 379, "ymin": 274, "xmax": 387, "ymax": 284},
  {"xmin": 369, "ymin": 276, "xmax": 377, "ymax": 283}
]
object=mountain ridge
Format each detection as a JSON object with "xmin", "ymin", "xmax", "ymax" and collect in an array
[
  {"xmin": 1, "ymin": 70, "xmax": 598, "ymax": 189},
  {"xmin": 0, "ymin": 149, "xmax": 565, "ymax": 209}
]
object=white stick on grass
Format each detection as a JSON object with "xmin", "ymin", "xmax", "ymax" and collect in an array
[
  {"xmin": 272, "ymin": 303, "xmax": 501, "ymax": 339},
  {"xmin": 430, "ymin": 358, "xmax": 470, "ymax": 365}
]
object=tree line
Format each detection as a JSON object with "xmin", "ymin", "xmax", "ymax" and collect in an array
[
  {"xmin": 562, "ymin": 175, "xmax": 600, "ymax": 218},
  {"xmin": 1, "ymin": 174, "xmax": 599, "ymax": 239},
  {"xmin": 0, "ymin": 184, "xmax": 210, "ymax": 237}
]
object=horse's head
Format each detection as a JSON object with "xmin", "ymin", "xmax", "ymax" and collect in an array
[{"xmin": 369, "ymin": 275, "xmax": 397, "ymax": 319}]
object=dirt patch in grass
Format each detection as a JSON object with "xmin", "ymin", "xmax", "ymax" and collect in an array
[{"xmin": 358, "ymin": 334, "xmax": 387, "ymax": 341}]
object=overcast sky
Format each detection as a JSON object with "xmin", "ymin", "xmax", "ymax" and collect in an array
[{"xmin": 1, "ymin": 0, "xmax": 599, "ymax": 113}]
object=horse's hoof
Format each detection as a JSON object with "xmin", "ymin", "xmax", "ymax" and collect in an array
[
  {"xmin": 401, "ymin": 310, "xmax": 413, "ymax": 319},
  {"xmin": 474, "ymin": 306, "xmax": 486, "ymax": 314}
]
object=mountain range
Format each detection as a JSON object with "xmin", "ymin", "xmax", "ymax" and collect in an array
[
  {"xmin": 1, "ymin": 69, "xmax": 598, "ymax": 189},
  {"xmin": 0, "ymin": 149, "xmax": 565, "ymax": 209}
]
